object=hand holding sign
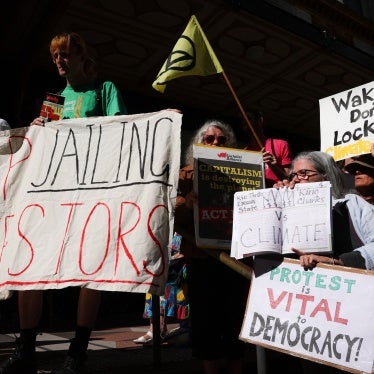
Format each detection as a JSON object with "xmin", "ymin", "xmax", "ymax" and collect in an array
[{"xmin": 292, "ymin": 248, "xmax": 344, "ymax": 270}]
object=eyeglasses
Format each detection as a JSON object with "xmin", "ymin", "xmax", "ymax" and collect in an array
[
  {"xmin": 288, "ymin": 169, "xmax": 321, "ymax": 181},
  {"xmin": 203, "ymin": 135, "xmax": 227, "ymax": 145}
]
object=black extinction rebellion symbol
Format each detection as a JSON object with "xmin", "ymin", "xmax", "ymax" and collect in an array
[{"xmin": 155, "ymin": 36, "xmax": 196, "ymax": 85}]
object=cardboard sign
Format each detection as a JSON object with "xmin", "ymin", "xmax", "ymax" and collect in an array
[
  {"xmin": 240, "ymin": 257, "xmax": 374, "ymax": 373},
  {"xmin": 231, "ymin": 182, "xmax": 332, "ymax": 259}
]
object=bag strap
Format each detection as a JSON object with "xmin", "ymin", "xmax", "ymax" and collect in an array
[{"xmin": 94, "ymin": 82, "xmax": 103, "ymax": 113}]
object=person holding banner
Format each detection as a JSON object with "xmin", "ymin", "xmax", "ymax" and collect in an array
[
  {"xmin": 273, "ymin": 151, "xmax": 374, "ymax": 271},
  {"xmin": 174, "ymin": 118, "xmax": 250, "ymax": 374},
  {"xmin": 274, "ymin": 151, "xmax": 374, "ymax": 270},
  {"xmin": 0, "ymin": 32, "xmax": 128, "ymax": 374},
  {"xmin": 243, "ymin": 110, "xmax": 293, "ymax": 188},
  {"xmin": 273, "ymin": 150, "xmax": 374, "ymax": 373},
  {"xmin": 30, "ymin": 32, "xmax": 127, "ymax": 125}
]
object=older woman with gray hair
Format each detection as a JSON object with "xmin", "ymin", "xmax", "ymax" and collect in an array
[
  {"xmin": 274, "ymin": 150, "xmax": 374, "ymax": 271},
  {"xmin": 183, "ymin": 118, "xmax": 237, "ymax": 166},
  {"xmin": 175, "ymin": 118, "xmax": 249, "ymax": 374}
]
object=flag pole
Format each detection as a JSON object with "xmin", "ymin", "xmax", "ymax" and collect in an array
[{"xmin": 221, "ymin": 71, "xmax": 263, "ymax": 149}]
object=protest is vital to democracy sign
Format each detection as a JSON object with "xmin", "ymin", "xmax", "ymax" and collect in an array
[
  {"xmin": 319, "ymin": 80, "xmax": 374, "ymax": 161},
  {"xmin": 0, "ymin": 110, "xmax": 181, "ymax": 295},
  {"xmin": 240, "ymin": 257, "xmax": 374, "ymax": 373}
]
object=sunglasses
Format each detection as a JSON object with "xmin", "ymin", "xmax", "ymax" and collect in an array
[
  {"xmin": 288, "ymin": 169, "xmax": 321, "ymax": 181},
  {"xmin": 344, "ymin": 163, "xmax": 374, "ymax": 175},
  {"xmin": 203, "ymin": 134, "xmax": 227, "ymax": 145}
]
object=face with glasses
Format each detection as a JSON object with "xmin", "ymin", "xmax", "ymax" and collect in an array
[
  {"xmin": 288, "ymin": 159, "xmax": 324, "ymax": 183},
  {"xmin": 202, "ymin": 126, "xmax": 227, "ymax": 146}
]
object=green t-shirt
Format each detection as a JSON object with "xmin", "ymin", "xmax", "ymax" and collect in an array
[{"xmin": 60, "ymin": 81, "xmax": 128, "ymax": 118}]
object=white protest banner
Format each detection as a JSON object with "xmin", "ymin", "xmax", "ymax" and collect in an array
[
  {"xmin": 0, "ymin": 110, "xmax": 182, "ymax": 295},
  {"xmin": 240, "ymin": 257, "xmax": 374, "ymax": 373},
  {"xmin": 319, "ymin": 81, "xmax": 374, "ymax": 161}
]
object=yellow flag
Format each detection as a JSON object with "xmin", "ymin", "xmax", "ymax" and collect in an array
[{"xmin": 152, "ymin": 15, "xmax": 224, "ymax": 93}]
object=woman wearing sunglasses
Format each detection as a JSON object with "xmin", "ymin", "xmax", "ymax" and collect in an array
[
  {"xmin": 343, "ymin": 153, "xmax": 374, "ymax": 205},
  {"xmin": 175, "ymin": 119, "xmax": 249, "ymax": 374}
]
